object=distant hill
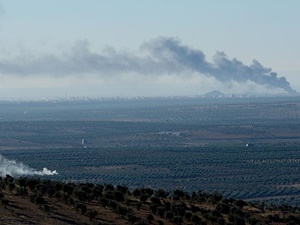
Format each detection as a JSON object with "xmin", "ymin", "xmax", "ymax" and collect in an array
[{"xmin": 202, "ymin": 90, "xmax": 226, "ymax": 98}]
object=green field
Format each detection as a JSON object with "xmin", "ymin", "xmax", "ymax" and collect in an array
[{"xmin": 0, "ymin": 96, "xmax": 300, "ymax": 206}]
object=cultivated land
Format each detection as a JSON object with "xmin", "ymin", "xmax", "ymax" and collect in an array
[{"xmin": 0, "ymin": 96, "xmax": 300, "ymax": 207}]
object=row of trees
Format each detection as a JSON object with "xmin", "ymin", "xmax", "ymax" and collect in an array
[{"xmin": 1, "ymin": 175, "xmax": 300, "ymax": 225}]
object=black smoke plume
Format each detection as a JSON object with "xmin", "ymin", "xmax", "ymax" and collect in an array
[
  {"xmin": 143, "ymin": 37, "xmax": 297, "ymax": 95},
  {"xmin": 0, "ymin": 37, "xmax": 297, "ymax": 95}
]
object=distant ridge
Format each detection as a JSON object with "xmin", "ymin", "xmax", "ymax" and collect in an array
[{"xmin": 202, "ymin": 90, "xmax": 226, "ymax": 98}]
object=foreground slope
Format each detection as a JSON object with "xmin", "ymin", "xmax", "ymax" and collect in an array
[{"xmin": 0, "ymin": 176, "xmax": 299, "ymax": 225}]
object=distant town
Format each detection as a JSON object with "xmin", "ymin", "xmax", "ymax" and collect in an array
[{"xmin": 0, "ymin": 90, "xmax": 297, "ymax": 103}]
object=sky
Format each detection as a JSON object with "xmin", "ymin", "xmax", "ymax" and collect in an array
[{"xmin": 0, "ymin": 0, "xmax": 299, "ymax": 99}]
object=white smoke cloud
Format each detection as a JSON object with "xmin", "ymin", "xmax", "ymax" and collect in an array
[{"xmin": 0, "ymin": 155, "xmax": 58, "ymax": 177}]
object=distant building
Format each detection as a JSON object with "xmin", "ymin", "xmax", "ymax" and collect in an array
[
  {"xmin": 158, "ymin": 131, "xmax": 181, "ymax": 137},
  {"xmin": 246, "ymin": 143, "xmax": 254, "ymax": 147}
]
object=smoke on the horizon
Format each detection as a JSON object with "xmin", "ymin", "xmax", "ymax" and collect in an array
[
  {"xmin": 0, "ymin": 155, "xmax": 58, "ymax": 177},
  {"xmin": 143, "ymin": 37, "xmax": 297, "ymax": 95},
  {"xmin": 0, "ymin": 37, "xmax": 297, "ymax": 95}
]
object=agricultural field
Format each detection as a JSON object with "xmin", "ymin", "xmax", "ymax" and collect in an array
[{"xmin": 0, "ymin": 96, "xmax": 300, "ymax": 206}]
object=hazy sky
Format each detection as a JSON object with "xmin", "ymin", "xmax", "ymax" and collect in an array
[{"xmin": 0, "ymin": 0, "xmax": 299, "ymax": 98}]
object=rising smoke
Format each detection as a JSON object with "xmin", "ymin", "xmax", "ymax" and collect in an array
[
  {"xmin": 0, "ymin": 155, "xmax": 58, "ymax": 177},
  {"xmin": 0, "ymin": 37, "xmax": 297, "ymax": 95},
  {"xmin": 143, "ymin": 37, "xmax": 297, "ymax": 95}
]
